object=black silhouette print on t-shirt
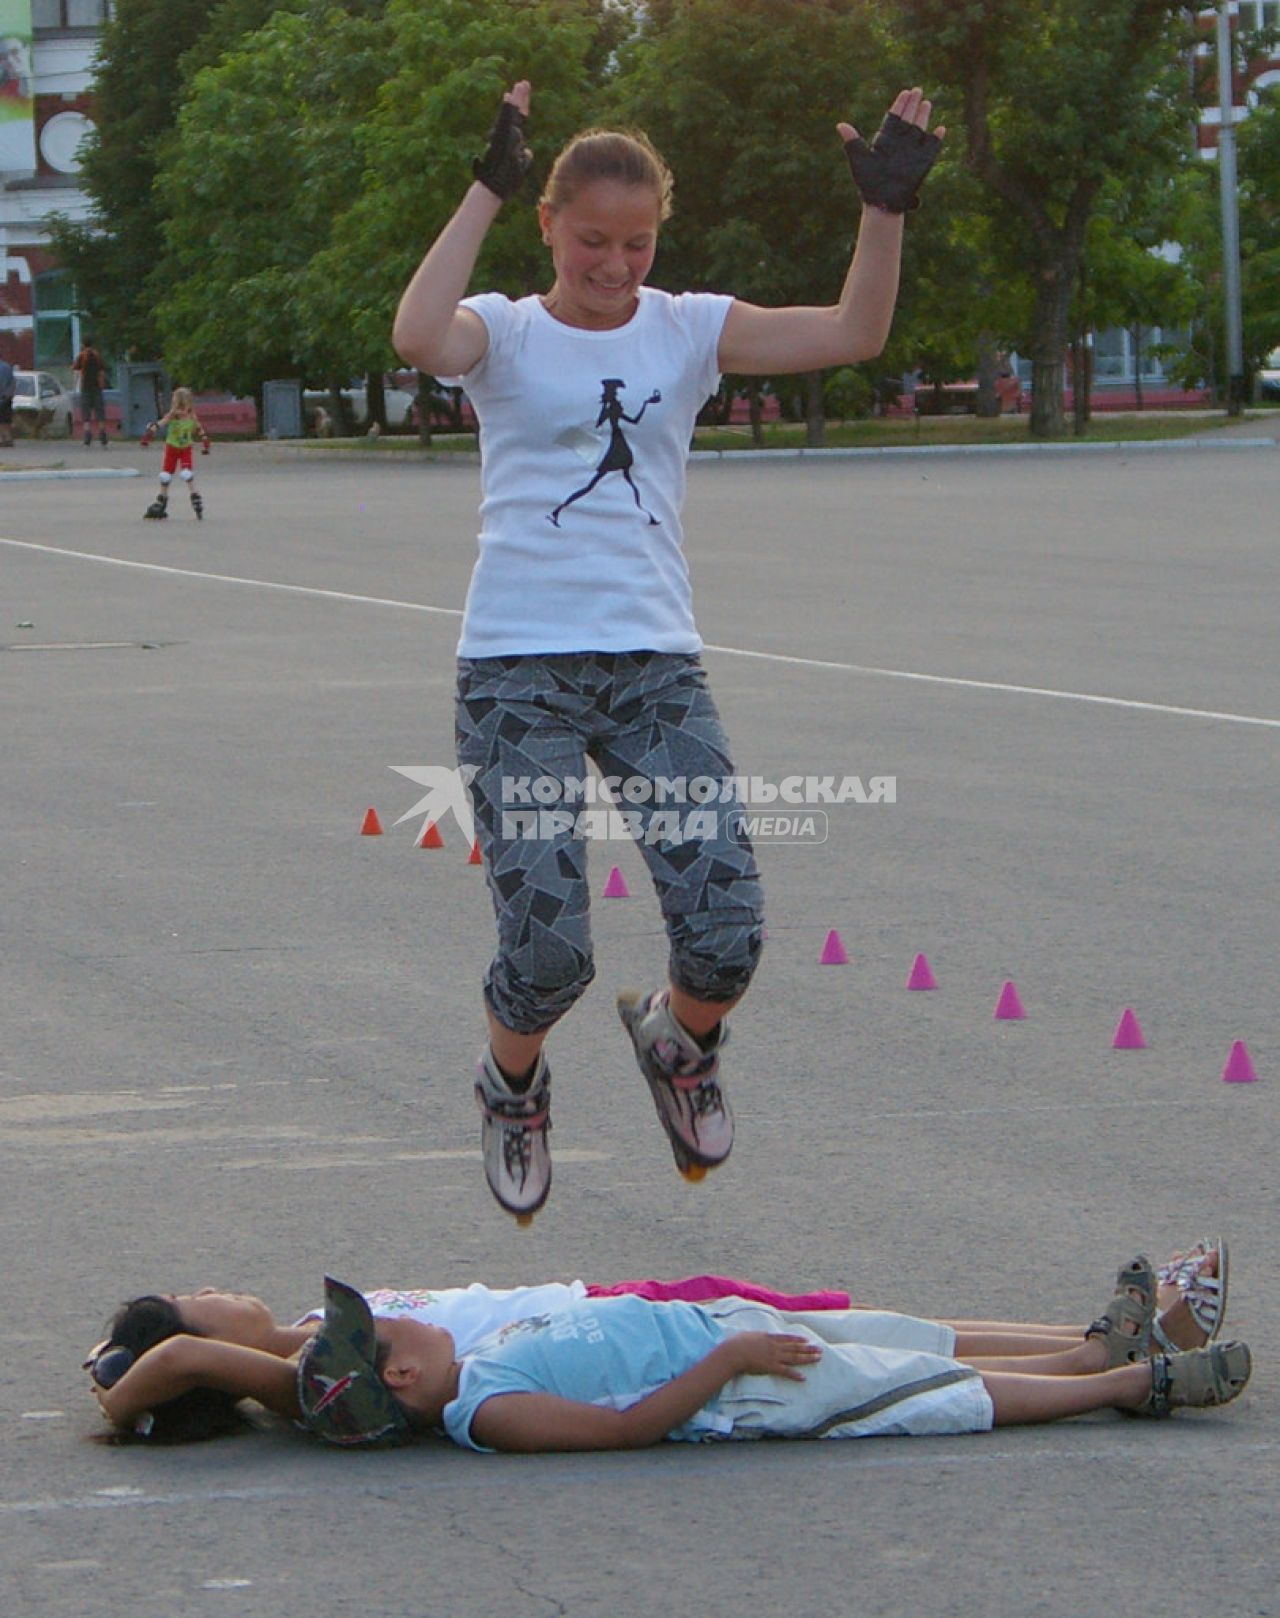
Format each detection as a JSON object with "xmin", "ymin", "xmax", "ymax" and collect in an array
[{"xmin": 548, "ymin": 378, "xmax": 662, "ymax": 528}]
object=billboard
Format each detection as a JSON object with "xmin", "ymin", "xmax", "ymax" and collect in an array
[{"xmin": 0, "ymin": 0, "xmax": 36, "ymax": 175}]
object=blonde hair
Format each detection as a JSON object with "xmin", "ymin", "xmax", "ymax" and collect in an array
[
  {"xmin": 170, "ymin": 387, "xmax": 194, "ymax": 415},
  {"xmin": 540, "ymin": 129, "xmax": 673, "ymax": 221}
]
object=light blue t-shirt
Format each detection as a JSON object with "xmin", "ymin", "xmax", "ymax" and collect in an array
[{"xmin": 442, "ymin": 1295, "xmax": 732, "ymax": 1451}]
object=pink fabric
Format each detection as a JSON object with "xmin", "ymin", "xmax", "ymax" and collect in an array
[{"xmin": 585, "ymin": 1273, "xmax": 850, "ymax": 1311}]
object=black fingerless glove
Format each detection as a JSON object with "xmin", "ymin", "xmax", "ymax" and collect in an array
[
  {"xmin": 843, "ymin": 111, "xmax": 941, "ymax": 214},
  {"xmin": 472, "ymin": 99, "xmax": 532, "ymax": 201}
]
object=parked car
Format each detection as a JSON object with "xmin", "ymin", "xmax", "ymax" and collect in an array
[
  {"xmin": 1260, "ymin": 348, "xmax": 1280, "ymax": 402},
  {"xmin": 12, "ymin": 370, "xmax": 75, "ymax": 437},
  {"xmin": 302, "ymin": 376, "xmax": 417, "ymax": 433}
]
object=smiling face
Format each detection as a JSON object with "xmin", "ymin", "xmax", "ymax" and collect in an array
[
  {"xmin": 539, "ymin": 179, "xmax": 662, "ymax": 331},
  {"xmin": 170, "ymin": 1289, "xmax": 277, "ymax": 1348}
]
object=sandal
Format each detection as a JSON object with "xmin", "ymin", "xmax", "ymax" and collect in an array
[
  {"xmin": 1153, "ymin": 1237, "xmax": 1228, "ymax": 1352},
  {"xmin": 1131, "ymin": 1340, "xmax": 1252, "ymax": 1418},
  {"xmin": 1085, "ymin": 1255, "xmax": 1157, "ymax": 1368}
]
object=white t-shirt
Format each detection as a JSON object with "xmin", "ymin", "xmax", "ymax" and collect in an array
[
  {"xmin": 294, "ymin": 1281, "xmax": 587, "ymax": 1357},
  {"xmin": 441, "ymin": 287, "xmax": 733, "ymax": 658}
]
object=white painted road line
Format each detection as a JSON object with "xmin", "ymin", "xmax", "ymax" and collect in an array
[{"xmin": 3, "ymin": 535, "xmax": 1279, "ymax": 730}]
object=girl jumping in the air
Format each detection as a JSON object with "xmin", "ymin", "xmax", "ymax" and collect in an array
[{"xmin": 392, "ymin": 79, "xmax": 943, "ymax": 1221}]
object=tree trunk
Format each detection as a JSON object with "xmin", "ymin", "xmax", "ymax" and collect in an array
[
  {"xmin": 328, "ymin": 378, "xmax": 354, "ymax": 436},
  {"xmin": 804, "ymin": 369, "xmax": 825, "ymax": 448},
  {"xmin": 415, "ymin": 372, "xmax": 433, "ymax": 446},
  {"xmin": 366, "ymin": 370, "xmax": 387, "ymax": 432},
  {"xmin": 976, "ymin": 332, "xmax": 1000, "ymax": 417},
  {"xmin": 1131, "ymin": 324, "xmax": 1145, "ymax": 411},
  {"xmin": 748, "ymin": 380, "xmax": 764, "ymax": 449},
  {"xmin": 1028, "ymin": 256, "xmax": 1077, "ymax": 438},
  {"xmin": 1071, "ymin": 335, "xmax": 1088, "ymax": 437}
]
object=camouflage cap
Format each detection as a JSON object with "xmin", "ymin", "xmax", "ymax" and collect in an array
[{"xmin": 296, "ymin": 1277, "xmax": 414, "ymax": 1447}]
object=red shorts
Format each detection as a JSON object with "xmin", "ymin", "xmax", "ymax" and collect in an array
[{"xmin": 162, "ymin": 444, "xmax": 194, "ymax": 475}]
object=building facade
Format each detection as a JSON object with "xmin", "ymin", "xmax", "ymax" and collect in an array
[
  {"xmin": 1198, "ymin": 0, "xmax": 1280, "ymax": 153},
  {"xmin": 0, "ymin": 0, "xmax": 108, "ymax": 376}
]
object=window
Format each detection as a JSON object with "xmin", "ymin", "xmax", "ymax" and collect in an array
[
  {"xmin": 32, "ymin": 0, "xmax": 112, "ymax": 27},
  {"xmin": 1093, "ymin": 326, "xmax": 1176, "ymax": 383},
  {"xmin": 1242, "ymin": 1, "xmax": 1280, "ymax": 30}
]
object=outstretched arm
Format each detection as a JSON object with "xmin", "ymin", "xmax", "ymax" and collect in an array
[
  {"xmin": 717, "ymin": 87, "xmax": 943, "ymax": 376},
  {"xmin": 470, "ymin": 1331, "xmax": 822, "ymax": 1453},
  {"xmin": 392, "ymin": 80, "xmax": 531, "ymax": 377},
  {"xmin": 91, "ymin": 1336, "xmax": 301, "ymax": 1430}
]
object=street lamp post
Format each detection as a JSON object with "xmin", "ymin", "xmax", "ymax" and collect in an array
[{"xmin": 1217, "ymin": 1, "xmax": 1245, "ymax": 414}]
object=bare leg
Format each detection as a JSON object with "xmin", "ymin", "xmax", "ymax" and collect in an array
[
  {"xmin": 985, "ymin": 1362, "xmax": 1149, "ymax": 1425},
  {"xmin": 955, "ymin": 1332, "xmax": 1098, "ymax": 1367},
  {"xmin": 668, "ymin": 987, "xmax": 740, "ymax": 1041},
  {"xmin": 962, "ymin": 1339, "xmax": 1107, "ymax": 1376},
  {"xmin": 486, "ymin": 1010, "xmax": 551, "ymax": 1081},
  {"xmin": 942, "ymin": 1320, "xmax": 1081, "ymax": 1336}
]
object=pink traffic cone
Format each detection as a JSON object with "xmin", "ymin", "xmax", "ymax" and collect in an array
[
  {"xmin": 1221, "ymin": 1040, "xmax": 1257, "ymax": 1084},
  {"xmin": 906, "ymin": 952, "xmax": 937, "ymax": 990},
  {"xmin": 1112, "ymin": 1008, "xmax": 1146, "ymax": 1049},
  {"xmin": 993, "ymin": 979, "xmax": 1025, "ymax": 1020},
  {"xmin": 819, "ymin": 928, "xmax": 849, "ymax": 965},
  {"xmin": 602, "ymin": 865, "xmax": 630, "ymax": 898}
]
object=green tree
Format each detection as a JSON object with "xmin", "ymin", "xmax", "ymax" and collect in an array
[
  {"xmin": 300, "ymin": 0, "xmax": 630, "ymax": 437},
  {"xmin": 1075, "ymin": 175, "xmax": 1196, "ymax": 416},
  {"xmin": 1236, "ymin": 87, "xmax": 1280, "ymax": 370},
  {"xmin": 150, "ymin": 1, "xmax": 390, "ymax": 398},
  {"xmin": 1152, "ymin": 88, "xmax": 1280, "ymax": 401},
  {"xmin": 47, "ymin": 0, "xmax": 212, "ymax": 356},
  {"xmin": 881, "ymin": 159, "xmax": 1035, "ymax": 416},
  {"xmin": 887, "ymin": 0, "xmax": 1196, "ymax": 436},
  {"xmin": 608, "ymin": 0, "xmax": 891, "ymax": 444}
]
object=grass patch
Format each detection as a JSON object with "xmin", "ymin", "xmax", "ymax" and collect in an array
[
  {"xmin": 289, "ymin": 433, "xmax": 478, "ymax": 453},
  {"xmin": 280, "ymin": 410, "xmax": 1257, "ymax": 457},
  {"xmin": 691, "ymin": 412, "xmax": 1242, "ymax": 452}
]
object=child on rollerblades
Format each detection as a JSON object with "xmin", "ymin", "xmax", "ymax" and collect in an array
[{"xmin": 141, "ymin": 387, "xmax": 209, "ymax": 520}]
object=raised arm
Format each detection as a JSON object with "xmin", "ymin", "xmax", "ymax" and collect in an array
[
  {"xmin": 392, "ymin": 80, "xmax": 532, "ymax": 377},
  {"xmin": 717, "ymin": 87, "xmax": 943, "ymax": 376},
  {"xmin": 469, "ymin": 1331, "xmax": 822, "ymax": 1453},
  {"xmin": 91, "ymin": 1336, "xmax": 301, "ymax": 1430}
]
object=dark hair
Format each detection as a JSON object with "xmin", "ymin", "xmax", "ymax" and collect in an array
[
  {"xmin": 540, "ymin": 129, "xmax": 673, "ymax": 220},
  {"xmin": 95, "ymin": 1296, "xmax": 250, "ymax": 1445},
  {"xmin": 371, "ymin": 1330, "xmax": 434, "ymax": 1437}
]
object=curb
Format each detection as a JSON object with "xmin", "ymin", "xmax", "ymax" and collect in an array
[
  {"xmin": 687, "ymin": 437, "xmax": 1277, "ymax": 462},
  {"xmin": 0, "ymin": 467, "xmax": 142, "ymax": 482}
]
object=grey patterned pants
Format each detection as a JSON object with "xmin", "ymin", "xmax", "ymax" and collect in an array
[{"xmin": 456, "ymin": 652, "xmax": 765, "ymax": 1034}]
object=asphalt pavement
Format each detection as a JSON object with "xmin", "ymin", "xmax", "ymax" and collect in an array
[{"xmin": 2, "ymin": 434, "xmax": 1277, "ymax": 1617}]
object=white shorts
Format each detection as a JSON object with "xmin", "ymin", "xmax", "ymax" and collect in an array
[{"xmin": 697, "ymin": 1301, "xmax": 994, "ymax": 1441}]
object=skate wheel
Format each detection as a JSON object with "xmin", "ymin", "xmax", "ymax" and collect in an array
[
  {"xmin": 514, "ymin": 1212, "xmax": 535, "ymax": 1228},
  {"xmin": 679, "ymin": 1163, "xmax": 708, "ymax": 1183}
]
